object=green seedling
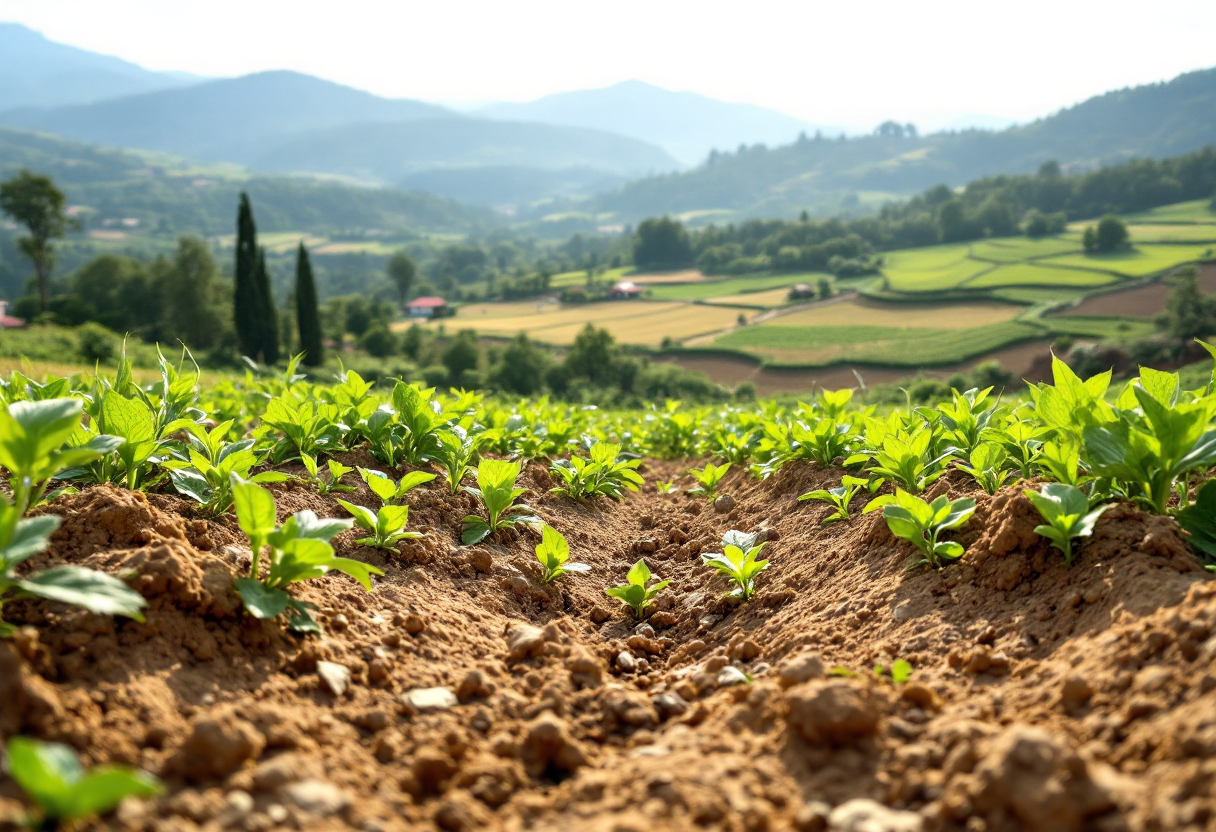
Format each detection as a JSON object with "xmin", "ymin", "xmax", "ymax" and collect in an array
[
  {"xmin": 1023, "ymin": 483, "xmax": 1110, "ymax": 566},
  {"xmin": 165, "ymin": 439, "xmax": 289, "ymax": 515},
  {"xmin": 956, "ymin": 442, "xmax": 1014, "ymax": 494},
  {"xmin": 860, "ymin": 426, "xmax": 958, "ymax": 495},
  {"xmin": 358, "ymin": 467, "xmax": 436, "ymax": 505},
  {"xmin": 0, "ymin": 496, "xmax": 147, "ymax": 637},
  {"xmin": 605, "ymin": 559, "xmax": 670, "ymax": 619},
  {"xmin": 434, "ymin": 428, "xmax": 480, "ymax": 495},
  {"xmin": 1177, "ymin": 479, "xmax": 1216, "ymax": 569},
  {"xmin": 534, "ymin": 524, "xmax": 590, "ymax": 583},
  {"xmin": 687, "ymin": 461, "xmax": 731, "ymax": 498},
  {"xmin": 259, "ymin": 395, "xmax": 343, "ymax": 463},
  {"xmin": 874, "ymin": 659, "xmax": 914, "ymax": 684},
  {"xmin": 701, "ymin": 539, "xmax": 769, "ymax": 600},
  {"xmin": 233, "ymin": 479, "xmax": 380, "ymax": 633},
  {"xmin": 550, "ymin": 442, "xmax": 643, "ymax": 500},
  {"xmin": 656, "ymin": 480, "xmax": 678, "ymax": 494},
  {"xmin": 0, "ymin": 398, "xmax": 121, "ymax": 513},
  {"xmin": 461, "ymin": 458, "xmax": 540, "ymax": 545},
  {"xmin": 5, "ymin": 737, "xmax": 163, "ymax": 830},
  {"xmin": 300, "ymin": 453, "xmax": 355, "ymax": 495},
  {"xmin": 799, "ymin": 475, "xmax": 869, "ymax": 524},
  {"xmin": 877, "ymin": 489, "xmax": 976, "ymax": 569},
  {"xmin": 337, "ymin": 499, "xmax": 423, "ymax": 550}
]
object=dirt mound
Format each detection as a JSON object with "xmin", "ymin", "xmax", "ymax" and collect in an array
[{"xmin": 1, "ymin": 462, "xmax": 1214, "ymax": 831}]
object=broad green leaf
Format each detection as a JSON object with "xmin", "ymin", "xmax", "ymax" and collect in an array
[
  {"xmin": 19, "ymin": 567, "xmax": 146, "ymax": 621},
  {"xmin": 234, "ymin": 578, "xmax": 290, "ymax": 619}
]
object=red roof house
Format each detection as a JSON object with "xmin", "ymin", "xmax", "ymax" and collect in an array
[
  {"xmin": 405, "ymin": 297, "xmax": 449, "ymax": 319},
  {"xmin": 0, "ymin": 301, "xmax": 25, "ymax": 329},
  {"xmin": 609, "ymin": 281, "xmax": 645, "ymax": 300}
]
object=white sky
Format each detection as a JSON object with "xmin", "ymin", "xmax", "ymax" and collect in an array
[{"xmin": 3, "ymin": 0, "xmax": 1215, "ymax": 130}]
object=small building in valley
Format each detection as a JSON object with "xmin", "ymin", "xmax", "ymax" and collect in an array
[
  {"xmin": 406, "ymin": 297, "xmax": 450, "ymax": 319},
  {"xmin": 788, "ymin": 283, "xmax": 815, "ymax": 300},
  {"xmin": 0, "ymin": 301, "xmax": 25, "ymax": 329},
  {"xmin": 610, "ymin": 281, "xmax": 645, "ymax": 300}
]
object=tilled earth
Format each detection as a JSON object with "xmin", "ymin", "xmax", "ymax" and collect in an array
[{"xmin": 2, "ymin": 458, "xmax": 1215, "ymax": 832}]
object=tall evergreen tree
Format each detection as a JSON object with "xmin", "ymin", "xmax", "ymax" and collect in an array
[
  {"xmin": 255, "ymin": 247, "xmax": 280, "ymax": 364},
  {"xmin": 232, "ymin": 193, "xmax": 260, "ymax": 358},
  {"xmin": 295, "ymin": 242, "xmax": 323, "ymax": 366}
]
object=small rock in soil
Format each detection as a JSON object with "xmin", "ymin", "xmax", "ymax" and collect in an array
[
  {"xmin": 891, "ymin": 601, "xmax": 916, "ymax": 621},
  {"xmin": 505, "ymin": 623, "xmax": 545, "ymax": 662},
  {"xmin": 728, "ymin": 637, "xmax": 761, "ymax": 661},
  {"xmin": 634, "ymin": 622, "xmax": 656, "ymax": 638},
  {"xmin": 649, "ymin": 611, "xmax": 678, "ymax": 628},
  {"xmin": 456, "ymin": 670, "xmax": 494, "ymax": 702},
  {"xmin": 1060, "ymin": 675, "xmax": 1094, "ymax": 709},
  {"xmin": 316, "ymin": 661, "xmax": 352, "ymax": 697},
  {"xmin": 282, "ymin": 779, "xmax": 350, "ymax": 817},
  {"xmin": 404, "ymin": 613, "xmax": 426, "ymax": 635},
  {"xmin": 828, "ymin": 798, "xmax": 923, "ymax": 832},
  {"xmin": 652, "ymin": 692, "xmax": 689, "ymax": 720},
  {"xmin": 519, "ymin": 714, "xmax": 589, "ymax": 778},
  {"xmin": 794, "ymin": 800, "xmax": 832, "ymax": 832},
  {"xmin": 779, "ymin": 651, "xmax": 826, "ymax": 687},
  {"xmin": 176, "ymin": 715, "xmax": 266, "ymax": 781},
  {"xmin": 403, "ymin": 687, "xmax": 459, "ymax": 713},
  {"xmin": 615, "ymin": 651, "xmax": 637, "ymax": 672},
  {"xmin": 252, "ymin": 753, "xmax": 321, "ymax": 792},
  {"xmin": 713, "ymin": 494, "xmax": 737, "ymax": 513},
  {"xmin": 785, "ymin": 680, "xmax": 880, "ymax": 746},
  {"xmin": 716, "ymin": 666, "xmax": 749, "ymax": 688}
]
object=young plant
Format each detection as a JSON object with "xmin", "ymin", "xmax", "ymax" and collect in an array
[
  {"xmin": 1177, "ymin": 479, "xmax": 1216, "ymax": 568},
  {"xmin": 233, "ymin": 480, "xmax": 380, "ymax": 633},
  {"xmin": 434, "ymin": 428, "xmax": 480, "ymax": 495},
  {"xmin": 878, "ymin": 489, "xmax": 976, "ymax": 569},
  {"xmin": 701, "ymin": 538, "xmax": 769, "ymax": 600},
  {"xmin": 550, "ymin": 442, "xmax": 643, "ymax": 500},
  {"xmin": 534, "ymin": 524, "xmax": 590, "ymax": 583},
  {"xmin": 1023, "ymin": 483, "xmax": 1110, "ymax": 566},
  {"xmin": 337, "ymin": 500, "xmax": 423, "ymax": 550},
  {"xmin": 0, "ymin": 398, "xmax": 121, "ymax": 513},
  {"xmin": 955, "ymin": 442, "xmax": 1014, "ymax": 494},
  {"xmin": 874, "ymin": 659, "xmax": 914, "ymax": 684},
  {"xmin": 605, "ymin": 559, "xmax": 670, "ymax": 619},
  {"xmin": 655, "ymin": 480, "xmax": 678, "ymax": 495},
  {"xmin": 0, "ymin": 496, "xmax": 148, "ymax": 637},
  {"xmin": 358, "ymin": 467, "xmax": 437, "ymax": 505},
  {"xmin": 461, "ymin": 459, "xmax": 540, "ymax": 545},
  {"xmin": 687, "ymin": 461, "xmax": 731, "ymax": 498},
  {"xmin": 863, "ymin": 427, "xmax": 958, "ymax": 495},
  {"xmin": 301, "ymin": 453, "xmax": 355, "ymax": 495},
  {"xmin": 165, "ymin": 439, "xmax": 289, "ymax": 515},
  {"xmin": 799, "ymin": 475, "xmax": 869, "ymax": 524},
  {"xmin": 5, "ymin": 737, "xmax": 163, "ymax": 829}
]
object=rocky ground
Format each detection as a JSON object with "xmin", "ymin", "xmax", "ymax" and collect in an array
[{"xmin": 2, "ymin": 458, "xmax": 1215, "ymax": 832}]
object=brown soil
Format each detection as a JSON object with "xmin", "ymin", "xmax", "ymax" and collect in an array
[
  {"xmin": 2, "ymin": 461, "xmax": 1215, "ymax": 832},
  {"xmin": 659, "ymin": 338, "xmax": 1056, "ymax": 396},
  {"xmin": 1066, "ymin": 264, "xmax": 1216, "ymax": 319}
]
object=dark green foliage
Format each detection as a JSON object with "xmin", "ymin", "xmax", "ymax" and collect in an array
[
  {"xmin": 1083, "ymin": 215, "xmax": 1130, "ymax": 252},
  {"xmin": 359, "ymin": 324, "xmax": 397, "ymax": 358},
  {"xmin": 294, "ymin": 243, "xmax": 323, "ymax": 366},
  {"xmin": 632, "ymin": 217, "xmax": 693, "ymax": 270},
  {"xmin": 1156, "ymin": 269, "xmax": 1216, "ymax": 347},
  {"xmin": 387, "ymin": 251, "xmax": 417, "ymax": 304},
  {"xmin": 233, "ymin": 193, "xmax": 261, "ymax": 359},
  {"xmin": 441, "ymin": 330, "xmax": 481, "ymax": 386},
  {"xmin": 255, "ymin": 248, "xmax": 279, "ymax": 364},
  {"xmin": 1023, "ymin": 209, "xmax": 1068, "ymax": 236},
  {"xmin": 0, "ymin": 168, "xmax": 71, "ymax": 312},
  {"xmin": 491, "ymin": 333, "xmax": 550, "ymax": 395}
]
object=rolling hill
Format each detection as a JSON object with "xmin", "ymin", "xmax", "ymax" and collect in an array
[
  {"xmin": 0, "ymin": 22, "xmax": 203, "ymax": 111},
  {"xmin": 478, "ymin": 80, "xmax": 841, "ymax": 165},
  {"xmin": 582, "ymin": 66, "xmax": 1216, "ymax": 223}
]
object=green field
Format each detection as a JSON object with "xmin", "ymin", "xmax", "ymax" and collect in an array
[
  {"xmin": 550, "ymin": 266, "xmax": 634, "ymax": 288},
  {"xmin": 1123, "ymin": 200, "xmax": 1216, "ymax": 225},
  {"xmin": 1042, "ymin": 244, "xmax": 1213, "ymax": 277},
  {"xmin": 969, "ymin": 237, "xmax": 1082, "ymax": 262},
  {"xmin": 964, "ymin": 263, "xmax": 1118, "ymax": 289},
  {"xmin": 648, "ymin": 273, "xmax": 820, "ymax": 301},
  {"xmin": 881, "ymin": 244, "xmax": 991, "ymax": 291}
]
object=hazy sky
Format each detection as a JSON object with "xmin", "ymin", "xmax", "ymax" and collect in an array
[{"xmin": 3, "ymin": 0, "xmax": 1215, "ymax": 130}]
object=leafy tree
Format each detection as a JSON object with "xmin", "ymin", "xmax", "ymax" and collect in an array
[
  {"xmin": 163, "ymin": 236, "xmax": 223, "ymax": 349},
  {"xmin": 491, "ymin": 333, "xmax": 550, "ymax": 395},
  {"xmin": 0, "ymin": 170, "xmax": 74, "ymax": 312},
  {"xmin": 564, "ymin": 324, "xmax": 620, "ymax": 387},
  {"xmin": 295, "ymin": 243, "xmax": 323, "ymax": 366},
  {"xmin": 442, "ymin": 330, "xmax": 481, "ymax": 386},
  {"xmin": 255, "ymin": 248, "xmax": 279, "ymax": 364},
  {"xmin": 359, "ymin": 324, "xmax": 397, "ymax": 358},
  {"xmin": 233, "ymin": 193, "xmax": 262, "ymax": 359},
  {"xmin": 1157, "ymin": 269, "xmax": 1216, "ymax": 349},
  {"xmin": 401, "ymin": 323, "xmax": 428, "ymax": 360},
  {"xmin": 1095, "ymin": 214, "xmax": 1130, "ymax": 252},
  {"xmin": 387, "ymin": 251, "xmax": 417, "ymax": 306},
  {"xmin": 632, "ymin": 217, "xmax": 693, "ymax": 270},
  {"xmin": 936, "ymin": 199, "xmax": 972, "ymax": 242},
  {"xmin": 1082, "ymin": 225, "xmax": 1098, "ymax": 252}
]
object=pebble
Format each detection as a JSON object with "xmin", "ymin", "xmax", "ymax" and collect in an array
[
  {"xmin": 634, "ymin": 622, "xmax": 656, "ymax": 638},
  {"xmin": 282, "ymin": 779, "xmax": 350, "ymax": 817},
  {"xmin": 316, "ymin": 661, "xmax": 352, "ymax": 697},
  {"xmin": 175, "ymin": 715, "xmax": 266, "ymax": 781},
  {"xmin": 616, "ymin": 651, "xmax": 637, "ymax": 672},
  {"xmin": 215, "ymin": 790, "xmax": 253, "ymax": 828},
  {"xmin": 402, "ymin": 687, "xmax": 459, "ymax": 713},
  {"xmin": 892, "ymin": 601, "xmax": 916, "ymax": 621},
  {"xmin": 716, "ymin": 666, "xmax": 750, "ymax": 687},
  {"xmin": 713, "ymin": 494, "xmax": 737, "ymax": 513},
  {"xmin": 778, "ymin": 651, "xmax": 826, "ymax": 687},
  {"xmin": 330, "ymin": 613, "xmax": 349, "ymax": 632},
  {"xmin": 1060, "ymin": 675, "xmax": 1094, "ymax": 709},
  {"xmin": 505, "ymin": 624, "xmax": 546, "ymax": 662},
  {"xmin": 828, "ymin": 798, "xmax": 923, "ymax": 831},
  {"xmin": 403, "ymin": 613, "xmax": 426, "ymax": 635}
]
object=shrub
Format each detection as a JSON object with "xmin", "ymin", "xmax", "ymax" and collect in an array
[{"xmin": 75, "ymin": 322, "xmax": 121, "ymax": 364}]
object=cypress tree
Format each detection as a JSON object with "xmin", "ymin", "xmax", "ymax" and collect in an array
[
  {"xmin": 255, "ymin": 247, "xmax": 280, "ymax": 364},
  {"xmin": 295, "ymin": 242, "xmax": 323, "ymax": 366},
  {"xmin": 232, "ymin": 193, "xmax": 260, "ymax": 358}
]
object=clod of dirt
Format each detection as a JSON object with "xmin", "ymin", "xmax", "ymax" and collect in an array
[
  {"xmin": 505, "ymin": 623, "xmax": 546, "ymax": 662},
  {"xmin": 174, "ymin": 713, "xmax": 266, "ymax": 781},
  {"xmin": 829, "ymin": 798, "xmax": 924, "ymax": 832},
  {"xmin": 714, "ymin": 494, "xmax": 737, "ymax": 513},
  {"xmin": 0, "ymin": 641, "xmax": 63, "ymax": 735},
  {"xmin": 251, "ymin": 752, "xmax": 322, "ymax": 792},
  {"xmin": 785, "ymin": 680, "xmax": 882, "ymax": 745},
  {"xmin": 519, "ymin": 713, "xmax": 589, "ymax": 778},
  {"xmin": 779, "ymin": 651, "xmax": 826, "ymax": 687}
]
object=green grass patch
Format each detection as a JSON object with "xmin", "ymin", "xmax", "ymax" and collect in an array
[
  {"xmin": 1125, "ymin": 225, "xmax": 1216, "ymax": 243},
  {"xmin": 648, "ymin": 273, "xmax": 821, "ymax": 301},
  {"xmin": 964, "ymin": 263, "xmax": 1118, "ymax": 289},
  {"xmin": 1036, "ymin": 315, "xmax": 1156, "ymax": 339},
  {"xmin": 550, "ymin": 266, "xmax": 634, "ymax": 288},
  {"xmin": 1123, "ymin": 200, "xmax": 1216, "ymax": 225},
  {"xmin": 989, "ymin": 286, "xmax": 1089, "ymax": 305},
  {"xmin": 1042, "ymin": 244, "xmax": 1212, "ymax": 278},
  {"xmin": 713, "ymin": 321, "xmax": 1041, "ymax": 367},
  {"xmin": 881, "ymin": 244, "xmax": 991, "ymax": 292},
  {"xmin": 968, "ymin": 237, "xmax": 1081, "ymax": 262}
]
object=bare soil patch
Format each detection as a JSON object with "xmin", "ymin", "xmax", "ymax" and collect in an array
[
  {"xmin": 2, "ymin": 460, "xmax": 1214, "ymax": 831},
  {"xmin": 1066, "ymin": 264, "xmax": 1216, "ymax": 318}
]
